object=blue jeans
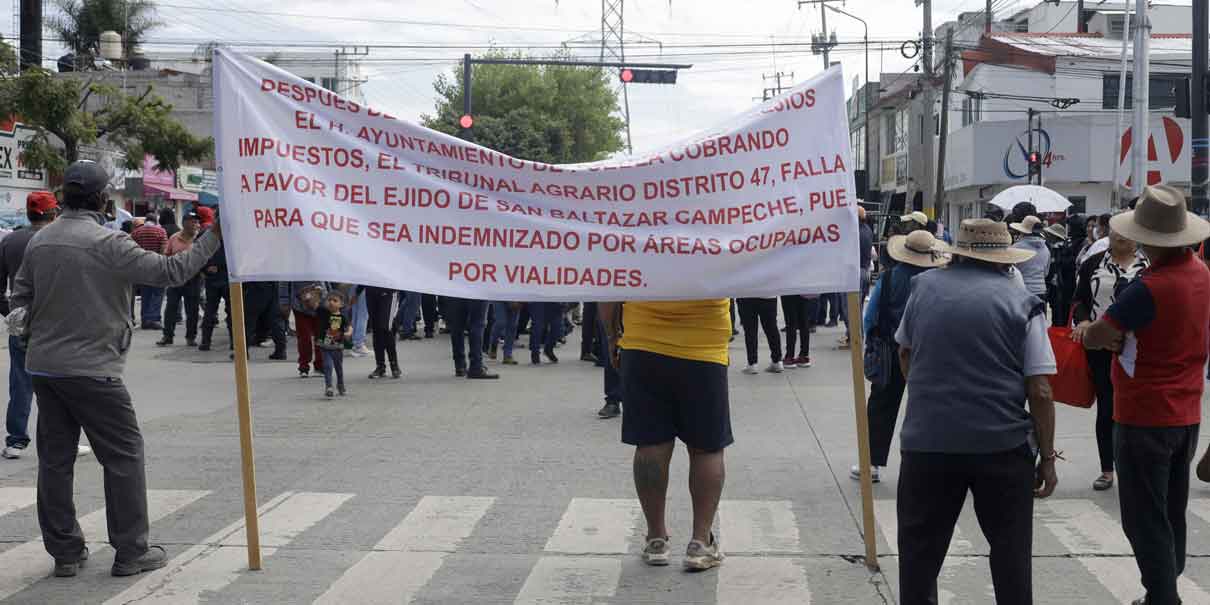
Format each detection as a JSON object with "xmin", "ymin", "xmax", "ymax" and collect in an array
[
  {"xmin": 139, "ymin": 286, "xmax": 164, "ymax": 324},
  {"xmin": 350, "ymin": 293, "xmax": 368, "ymax": 348},
  {"xmin": 6, "ymin": 335, "xmax": 31, "ymax": 448},
  {"xmin": 320, "ymin": 349, "xmax": 345, "ymax": 388},
  {"xmin": 396, "ymin": 291, "xmax": 421, "ymax": 335},
  {"xmin": 490, "ymin": 302, "xmax": 519, "ymax": 358},
  {"xmin": 448, "ymin": 298, "xmax": 488, "ymax": 370},
  {"xmin": 529, "ymin": 302, "xmax": 562, "ymax": 353}
]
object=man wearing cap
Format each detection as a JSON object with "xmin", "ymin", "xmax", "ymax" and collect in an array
[
  {"xmin": 1010, "ymin": 216, "xmax": 1051, "ymax": 298},
  {"xmin": 157, "ymin": 211, "xmax": 204, "ymax": 347},
  {"xmin": 894, "ymin": 218, "xmax": 1058, "ymax": 604},
  {"xmin": 849, "ymin": 230, "xmax": 948, "ymax": 484},
  {"xmin": 900, "ymin": 210, "xmax": 929, "ymax": 233},
  {"xmin": 0, "ymin": 191, "xmax": 58, "ymax": 460},
  {"xmin": 10, "ymin": 160, "xmax": 223, "ymax": 578},
  {"xmin": 131, "ymin": 213, "xmax": 168, "ymax": 330},
  {"xmin": 1082, "ymin": 185, "xmax": 1210, "ymax": 605}
]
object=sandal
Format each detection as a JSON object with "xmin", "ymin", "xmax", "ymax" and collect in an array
[{"xmin": 1093, "ymin": 475, "xmax": 1114, "ymax": 491}]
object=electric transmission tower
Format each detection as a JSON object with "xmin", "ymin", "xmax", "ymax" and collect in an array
[{"xmin": 601, "ymin": 0, "xmax": 633, "ymax": 153}]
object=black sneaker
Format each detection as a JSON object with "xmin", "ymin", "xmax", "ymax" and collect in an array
[
  {"xmin": 466, "ymin": 366, "xmax": 499, "ymax": 380},
  {"xmin": 268, "ymin": 350, "xmax": 287, "ymax": 361},
  {"xmin": 368, "ymin": 366, "xmax": 387, "ymax": 379},
  {"xmin": 455, "ymin": 367, "xmax": 467, "ymax": 378},
  {"xmin": 325, "ymin": 387, "xmax": 335, "ymax": 398},
  {"xmin": 580, "ymin": 353, "xmax": 599, "ymax": 363},
  {"xmin": 544, "ymin": 348, "xmax": 559, "ymax": 364},
  {"xmin": 531, "ymin": 351, "xmax": 541, "ymax": 365},
  {"xmin": 424, "ymin": 331, "xmax": 435, "ymax": 339},
  {"xmin": 390, "ymin": 366, "xmax": 402, "ymax": 379},
  {"xmin": 338, "ymin": 385, "xmax": 347, "ymax": 396},
  {"xmin": 299, "ymin": 368, "xmax": 310, "ymax": 378},
  {"xmin": 111, "ymin": 545, "xmax": 166, "ymax": 577},
  {"xmin": 54, "ymin": 547, "xmax": 88, "ymax": 578},
  {"xmin": 185, "ymin": 338, "xmax": 197, "ymax": 347},
  {"xmin": 598, "ymin": 401, "xmax": 621, "ymax": 419},
  {"xmin": 198, "ymin": 342, "xmax": 211, "ymax": 351},
  {"xmin": 156, "ymin": 337, "xmax": 173, "ymax": 346}
]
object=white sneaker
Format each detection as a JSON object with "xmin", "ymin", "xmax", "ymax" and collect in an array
[
  {"xmin": 765, "ymin": 361, "xmax": 785, "ymax": 373},
  {"xmin": 849, "ymin": 465, "xmax": 881, "ymax": 483},
  {"xmin": 76, "ymin": 445, "xmax": 92, "ymax": 457},
  {"xmin": 350, "ymin": 345, "xmax": 370, "ymax": 358},
  {"xmin": 742, "ymin": 364, "xmax": 759, "ymax": 375},
  {"xmin": 1, "ymin": 445, "xmax": 25, "ymax": 459}
]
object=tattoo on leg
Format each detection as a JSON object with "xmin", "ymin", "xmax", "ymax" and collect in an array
[{"xmin": 634, "ymin": 455, "xmax": 667, "ymax": 492}]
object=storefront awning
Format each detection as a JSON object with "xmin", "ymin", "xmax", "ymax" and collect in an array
[{"xmin": 144, "ymin": 183, "xmax": 198, "ymax": 202}]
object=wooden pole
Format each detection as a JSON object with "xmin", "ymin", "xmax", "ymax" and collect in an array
[
  {"xmin": 228, "ymin": 281, "xmax": 263, "ymax": 571},
  {"xmin": 846, "ymin": 291, "xmax": 879, "ymax": 570}
]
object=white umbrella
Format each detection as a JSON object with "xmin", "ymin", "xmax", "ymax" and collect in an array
[{"xmin": 988, "ymin": 185, "xmax": 1072, "ymax": 214}]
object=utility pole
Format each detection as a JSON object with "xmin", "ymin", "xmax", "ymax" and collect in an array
[
  {"xmin": 1193, "ymin": 0, "xmax": 1208, "ymax": 214},
  {"xmin": 1077, "ymin": 0, "xmax": 1086, "ymax": 33},
  {"xmin": 798, "ymin": 0, "xmax": 840, "ymax": 70},
  {"xmin": 18, "ymin": 0, "xmax": 39, "ymax": 71},
  {"xmin": 920, "ymin": 0, "xmax": 937, "ymax": 215},
  {"xmin": 986, "ymin": 0, "xmax": 992, "ymax": 33},
  {"xmin": 761, "ymin": 71, "xmax": 794, "ymax": 101},
  {"xmin": 1130, "ymin": 0, "xmax": 1150, "ymax": 196},
  {"xmin": 1110, "ymin": 2, "xmax": 1132, "ymax": 208},
  {"xmin": 935, "ymin": 30, "xmax": 954, "ymax": 210},
  {"xmin": 820, "ymin": 3, "xmax": 830, "ymax": 69},
  {"xmin": 600, "ymin": 0, "xmax": 633, "ymax": 154}
]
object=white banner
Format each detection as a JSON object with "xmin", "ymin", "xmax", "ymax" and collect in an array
[{"xmin": 213, "ymin": 49, "xmax": 858, "ymax": 301}]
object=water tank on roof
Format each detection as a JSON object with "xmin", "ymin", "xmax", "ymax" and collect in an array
[{"xmin": 99, "ymin": 31, "xmax": 123, "ymax": 61}]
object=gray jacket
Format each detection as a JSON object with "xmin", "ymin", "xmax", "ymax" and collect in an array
[
  {"xmin": 1012, "ymin": 235, "xmax": 1051, "ymax": 297},
  {"xmin": 12, "ymin": 209, "xmax": 221, "ymax": 378}
]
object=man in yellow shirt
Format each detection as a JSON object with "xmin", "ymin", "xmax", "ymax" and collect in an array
[{"xmin": 599, "ymin": 299, "xmax": 731, "ymax": 571}]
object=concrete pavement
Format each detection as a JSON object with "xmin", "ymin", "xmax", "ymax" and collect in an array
[{"xmin": 0, "ymin": 318, "xmax": 1208, "ymax": 603}]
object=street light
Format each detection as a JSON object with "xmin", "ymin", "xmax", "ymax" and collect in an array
[{"xmin": 820, "ymin": 4, "xmax": 871, "ymax": 205}]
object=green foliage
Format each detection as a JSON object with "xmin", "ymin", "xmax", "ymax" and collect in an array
[
  {"xmin": 0, "ymin": 41, "xmax": 17, "ymax": 76},
  {"xmin": 0, "ymin": 69, "xmax": 212, "ymax": 176},
  {"xmin": 48, "ymin": 0, "xmax": 161, "ymax": 57},
  {"xmin": 422, "ymin": 52, "xmax": 626, "ymax": 163}
]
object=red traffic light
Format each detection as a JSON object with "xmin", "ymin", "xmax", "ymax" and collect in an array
[
  {"xmin": 459, "ymin": 114, "xmax": 474, "ymax": 129},
  {"xmin": 620, "ymin": 69, "xmax": 634, "ymax": 83},
  {"xmin": 1028, "ymin": 152, "xmax": 1039, "ymax": 164}
]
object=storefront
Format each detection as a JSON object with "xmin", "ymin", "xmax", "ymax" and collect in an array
[{"xmin": 0, "ymin": 120, "xmax": 50, "ymax": 229}]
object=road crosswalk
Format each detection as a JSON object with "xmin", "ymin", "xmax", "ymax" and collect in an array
[{"xmin": 0, "ymin": 488, "xmax": 1206, "ymax": 604}]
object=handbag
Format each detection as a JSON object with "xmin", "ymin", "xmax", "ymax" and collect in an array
[
  {"xmin": 1046, "ymin": 309, "xmax": 1095, "ymax": 408},
  {"xmin": 863, "ymin": 275, "xmax": 894, "ymax": 387}
]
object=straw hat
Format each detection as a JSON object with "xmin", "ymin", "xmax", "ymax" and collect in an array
[
  {"xmin": 1109, "ymin": 185, "xmax": 1210, "ymax": 248},
  {"xmin": 940, "ymin": 218, "xmax": 1036, "ymax": 264},
  {"xmin": 1043, "ymin": 222, "xmax": 1067, "ymax": 240},
  {"xmin": 900, "ymin": 211, "xmax": 928, "ymax": 226},
  {"xmin": 887, "ymin": 231, "xmax": 949, "ymax": 268},
  {"xmin": 1010, "ymin": 215, "xmax": 1044, "ymax": 235}
]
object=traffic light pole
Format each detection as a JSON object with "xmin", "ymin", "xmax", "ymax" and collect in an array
[{"xmin": 1193, "ymin": 0, "xmax": 1207, "ymax": 214}]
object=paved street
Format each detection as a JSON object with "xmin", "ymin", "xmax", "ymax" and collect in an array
[{"xmin": 1, "ymin": 320, "xmax": 1209, "ymax": 604}]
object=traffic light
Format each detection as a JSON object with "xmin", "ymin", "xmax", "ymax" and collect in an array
[
  {"xmin": 459, "ymin": 114, "xmax": 474, "ymax": 129},
  {"xmin": 1175, "ymin": 77, "xmax": 1191, "ymax": 119},
  {"xmin": 619, "ymin": 68, "xmax": 677, "ymax": 85},
  {"xmin": 1028, "ymin": 151, "xmax": 1041, "ymax": 177}
]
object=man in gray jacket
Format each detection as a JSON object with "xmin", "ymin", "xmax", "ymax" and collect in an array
[{"xmin": 11, "ymin": 160, "xmax": 222, "ymax": 578}]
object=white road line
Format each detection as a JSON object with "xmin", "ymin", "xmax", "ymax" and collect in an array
[
  {"xmin": 313, "ymin": 496, "xmax": 495, "ymax": 605},
  {"xmin": 718, "ymin": 500, "xmax": 802, "ymax": 554},
  {"xmin": 718, "ymin": 557, "xmax": 812, "ymax": 604},
  {"xmin": 0, "ymin": 487, "xmax": 36, "ymax": 517},
  {"xmin": 1040, "ymin": 499, "xmax": 1210, "ymax": 605},
  {"xmin": 873, "ymin": 500, "xmax": 979, "ymax": 605},
  {"xmin": 543, "ymin": 498, "xmax": 640, "ymax": 555},
  {"xmin": 513, "ymin": 557, "xmax": 621, "ymax": 605},
  {"xmin": 0, "ymin": 489, "xmax": 208, "ymax": 602},
  {"xmin": 105, "ymin": 491, "xmax": 352, "ymax": 605}
]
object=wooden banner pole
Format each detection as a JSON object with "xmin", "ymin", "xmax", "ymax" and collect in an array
[
  {"xmin": 846, "ymin": 291, "xmax": 879, "ymax": 570},
  {"xmin": 228, "ymin": 282, "xmax": 263, "ymax": 571}
]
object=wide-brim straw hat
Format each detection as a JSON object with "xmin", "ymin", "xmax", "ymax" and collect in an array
[
  {"xmin": 1043, "ymin": 222, "xmax": 1067, "ymax": 240},
  {"xmin": 888, "ymin": 231, "xmax": 950, "ymax": 268},
  {"xmin": 1109, "ymin": 185, "xmax": 1210, "ymax": 248},
  {"xmin": 940, "ymin": 218, "xmax": 1036, "ymax": 264},
  {"xmin": 1010, "ymin": 215, "xmax": 1044, "ymax": 235}
]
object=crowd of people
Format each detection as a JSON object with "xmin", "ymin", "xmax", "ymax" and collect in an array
[{"xmin": 3, "ymin": 160, "xmax": 1210, "ymax": 605}]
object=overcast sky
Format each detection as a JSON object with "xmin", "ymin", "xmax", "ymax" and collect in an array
[{"xmin": 10, "ymin": 0, "xmax": 1196, "ymax": 155}]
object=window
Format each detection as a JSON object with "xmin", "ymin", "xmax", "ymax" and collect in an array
[
  {"xmin": 1108, "ymin": 15, "xmax": 1135, "ymax": 38},
  {"xmin": 303, "ymin": 77, "xmax": 316, "ymax": 84},
  {"xmin": 961, "ymin": 96, "xmax": 982, "ymax": 126},
  {"xmin": 1103, "ymin": 73, "xmax": 1186, "ymax": 110},
  {"xmin": 884, "ymin": 113, "xmax": 896, "ymax": 152},
  {"xmin": 321, "ymin": 77, "xmax": 338, "ymax": 92},
  {"xmin": 1014, "ymin": 20, "xmax": 1028, "ymax": 33},
  {"xmin": 895, "ymin": 110, "xmax": 909, "ymax": 153}
]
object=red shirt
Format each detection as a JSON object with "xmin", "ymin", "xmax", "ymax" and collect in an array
[
  {"xmin": 1105, "ymin": 250, "xmax": 1210, "ymax": 427},
  {"xmin": 131, "ymin": 223, "xmax": 167, "ymax": 254}
]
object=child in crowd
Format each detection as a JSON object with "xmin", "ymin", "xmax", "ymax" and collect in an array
[{"xmin": 316, "ymin": 290, "xmax": 351, "ymax": 398}]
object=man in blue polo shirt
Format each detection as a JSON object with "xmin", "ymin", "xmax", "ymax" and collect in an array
[{"xmin": 1083, "ymin": 185, "xmax": 1210, "ymax": 605}]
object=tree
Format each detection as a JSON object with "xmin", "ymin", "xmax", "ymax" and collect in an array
[
  {"xmin": 0, "ymin": 69, "xmax": 212, "ymax": 176},
  {"xmin": 48, "ymin": 0, "xmax": 161, "ymax": 59},
  {"xmin": 422, "ymin": 53, "xmax": 625, "ymax": 164}
]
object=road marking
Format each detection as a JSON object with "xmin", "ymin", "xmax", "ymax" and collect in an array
[
  {"xmin": 313, "ymin": 496, "xmax": 495, "ymax": 605},
  {"xmin": 513, "ymin": 557, "xmax": 621, "ymax": 605},
  {"xmin": 544, "ymin": 498, "xmax": 640, "ymax": 555},
  {"xmin": 719, "ymin": 500, "xmax": 801, "ymax": 554},
  {"xmin": 0, "ymin": 489, "xmax": 208, "ymax": 602},
  {"xmin": 1040, "ymin": 499, "xmax": 1210, "ymax": 605},
  {"xmin": 105, "ymin": 491, "xmax": 352, "ymax": 605},
  {"xmin": 0, "ymin": 487, "xmax": 36, "ymax": 517},
  {"xmin": 718, "ymin": 557, "xmax": 812, "ymax": 604},
  {"xmin": 874, "ymin": 500, "xmax": 979, "ymax": 605}
]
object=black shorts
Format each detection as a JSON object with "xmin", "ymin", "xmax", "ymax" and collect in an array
[{"xmin": 621, "ymin": 349, "xmax": 733, "ymax": 451}]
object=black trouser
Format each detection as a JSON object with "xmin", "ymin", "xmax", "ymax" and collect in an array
[
  {"xmin": 244, "ymin": 282, "xmax": 286, "ymax": 353},
  {"xmin": 581, "ymin": 302, "xmax": 599, "ymax": 358},
  {"xmin": 446, "ymin": 297, "xmax": 488, "ymax": 371},
  {"xmin": 600, "ymin": 320, "xmax": 622, "ymax": 403},
  {"xmin": 898, "ymin": 445, "xmax": 1035, "ymax": 605},
  {"xmin": 33, "ymin": 376, "xmax": 149, "ymax": 564},
  {"xmin": 364, "ymin": 287, "xmax": 399, "ymax": 370},
  {"xmin": 201, "ymin": 284, "xmax": 231, "ymax": 346},
  {"xmin": 421, "ymin": 294, "xmax": 439, "ymax": 335},
  {"xmin": 737, "ymin": 298, "xmax": 782, "ymax": 366},
  {"xmin": 1115, "ymin": 423, "xmax": 1200, "ymax": 605},
  {"xmin": 867, "ymin": 344, "xmax": 907, "ymax": 467},
  {"xmin": 1088, "ymin": 349, "xmax": 1116, "ymax": 473},
  {"xmin": 163, "ymin": 278, "xmax": 201, "ymax": 341},
  {"xmin": 530, "ymin": 302, "xmax": 561, "ymax": 353},
  {"xmin": 781, "ymin": 296, "xmax": 814, "ymax": 360}
]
